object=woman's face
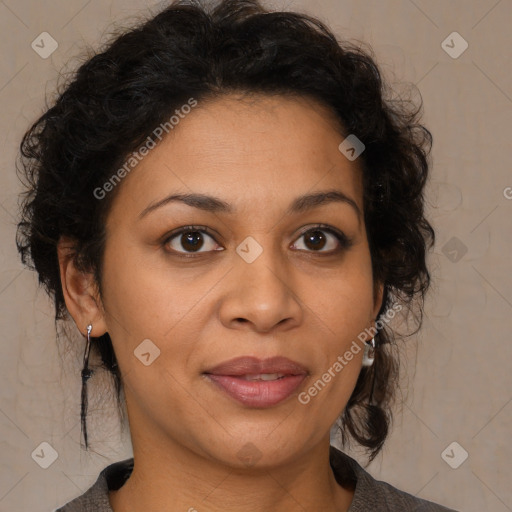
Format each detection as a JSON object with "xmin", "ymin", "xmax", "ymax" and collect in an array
[{"xmin": 96, "ymin": 93, "xmax": 382, "ymax": 467}]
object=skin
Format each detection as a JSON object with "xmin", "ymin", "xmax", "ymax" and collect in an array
[{"xmin": 58, "ymin": 93, "xmax": 383, "ymax": 512}]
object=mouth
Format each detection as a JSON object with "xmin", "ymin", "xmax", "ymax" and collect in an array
[
  {"xmin": 237, "ymin": 373, "xmax": 287, "ymax": 381},
  {"xmin": 203, "ymin": 356, "xmax": 308, "ymax": 408}
]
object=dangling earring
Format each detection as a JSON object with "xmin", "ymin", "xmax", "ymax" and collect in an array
[
  {"xmin": 81, "ymin": 324, "xmax": 94, "ymax": 448},
  {"xmin": 362, "ymin": 337, "xmax": 375, "ymax": 367}
]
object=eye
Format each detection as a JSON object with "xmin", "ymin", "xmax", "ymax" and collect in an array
[
  {"xmin": 163, "ymin": 224, "xmax": 353, "ymax": 258},
  {"xmin": 291, "ymin": 225, "xmax": 353, "ymax": 253},
  {"xmin": 163, "ymin": 226, "xmax": 222, "ymax": 256}
]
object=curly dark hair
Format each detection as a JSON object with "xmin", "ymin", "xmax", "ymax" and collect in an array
[{"xmin": 16, "ymin": 0, "xmax": 434, "ymax": 462}]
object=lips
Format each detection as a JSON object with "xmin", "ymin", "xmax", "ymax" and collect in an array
[
  {"xmin": 205, "ymin": 356, "xmax": 308, "ymax": 377},
  {"xmin": 204, "ymin": 356, "xmax": 308, "ymax": 408}
]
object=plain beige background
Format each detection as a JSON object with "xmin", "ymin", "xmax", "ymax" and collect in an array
[{"xmin": 0, "ymin": 1, "xmax": 510, "ymax": 511}]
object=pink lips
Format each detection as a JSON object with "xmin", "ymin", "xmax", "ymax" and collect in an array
[{"xmin": 204, "ymin": 356, "xmax": 308, "ymax": 408}]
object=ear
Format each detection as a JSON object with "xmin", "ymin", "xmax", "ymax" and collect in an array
[
  {"xmin": 57, "ymin": 236, "xmax": 107, "ymax": 337},
  {"xmin": 372, "ymin": 280, "xmax": 385, "ymax": 321}
]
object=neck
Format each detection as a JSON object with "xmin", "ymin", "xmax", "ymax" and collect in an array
[{"xmin": 109, "ymin": 437, "xmax": 354, "ymax": 512}]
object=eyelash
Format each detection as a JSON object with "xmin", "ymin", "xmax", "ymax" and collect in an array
[{"xmin": 162, "ymin": 224, "xmax": 353, "ymax": 258}]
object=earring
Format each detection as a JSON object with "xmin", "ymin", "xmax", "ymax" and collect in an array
[
  {"xmin": 362, "ymin": 337, "xmax": 375, "ymax": 367},
  {"xmin": 81, "ymin": 324, "xmax": 94, "ymax": 448},
  {"xmin": 82, "ymin": 324, "xmax": 94, "ymax": 380}
]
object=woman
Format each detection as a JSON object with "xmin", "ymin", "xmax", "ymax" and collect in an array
[{"xmin": 16, "ymin": 0, "xmax": 457, "ymax": 510}]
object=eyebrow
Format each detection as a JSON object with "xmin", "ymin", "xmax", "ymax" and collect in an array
[{"xmin": 138, "ymin": 189, "xmax": 362, "ymax": 221}]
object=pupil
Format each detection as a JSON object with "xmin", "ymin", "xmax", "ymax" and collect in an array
[
  {"xmin": 306, "ymin": 230, "xmax": 326, "ymax": 250},
  {"xmin": 182, "ymin": 231, "xmax": 203, "ymax": 251}
]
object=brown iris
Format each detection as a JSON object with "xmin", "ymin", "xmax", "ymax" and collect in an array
[{"xmin": 303, "ymin": 230, "xmax": 327, "ymax": 251}]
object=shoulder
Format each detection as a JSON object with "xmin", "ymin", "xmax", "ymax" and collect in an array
[
  {"xmin": 329, "ymin": 446, "xmax": 459, "ymax": 512},
  {"xmin": 55, "ymin": 450, "xmax": 458, "ymax": 512},
  {"xmin": 54, "ymin": 458, "xmax": 134, "ymax": 512}
]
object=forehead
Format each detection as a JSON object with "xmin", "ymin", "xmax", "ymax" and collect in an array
[{"xmin": 107, "ymin": 93, "xmax": 364, "ymax": 222}]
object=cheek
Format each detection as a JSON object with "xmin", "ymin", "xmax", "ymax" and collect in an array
[
  {"xmin": 100, "ymin": 242, "xmax": 174, "ymax": 325},
  {"xmin": 308, "ymin": 254, "xmax": 375, "ymax": 385},
  {"xmin": 297, "ymin": 286, "xmax": 372, "ymax": 426},
  {"xmin": 97, "ymin": 245, "xmax": 174, "ymax": 371},
  {"xmin": 99, "ymin": 252, "xmax": 194, "ymax": 412},
  {"xmin": 98, "ymin": 242, "xmax": 209, "ymax": 380},
  {"xmin": 319, "ymin": 257, "xmax": 375, "ymax": 327}
]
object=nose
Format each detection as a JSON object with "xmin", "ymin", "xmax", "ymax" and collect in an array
[{"xmin": 218, "ymin": 242, "xmax": 303, "ymax": 334}]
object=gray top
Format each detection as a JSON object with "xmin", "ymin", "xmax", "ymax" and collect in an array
[{"xmin": 54, "ymin": 446, "xmax": 458, "ymax": 511}]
